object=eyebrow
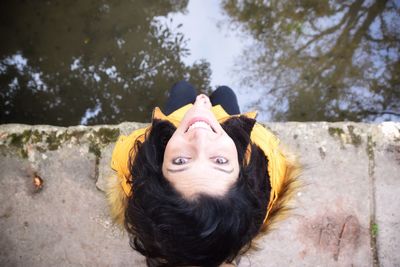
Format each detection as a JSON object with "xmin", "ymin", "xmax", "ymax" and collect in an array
[
  {"xmin": 166, "ymin": 166, "xmax": 234, "ymax": 174},
  {"xmin": 213, "ymin": 166, "xmax": 234, "ymax": 174},
  {"xmin": 166, "ymin": 167, "xmax": 189, "ymax": 173}
]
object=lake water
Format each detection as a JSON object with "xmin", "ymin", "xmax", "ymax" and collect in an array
[{"xmin": 1, "ymin": 0, "xmax": 399, "ymax": 125}]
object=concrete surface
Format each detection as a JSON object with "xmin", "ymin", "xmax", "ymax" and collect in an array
[{"xmin": 0, "ymin": 122, "xmax": 399, "ymax": 267}]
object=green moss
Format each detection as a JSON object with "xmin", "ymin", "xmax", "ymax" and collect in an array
[
  {"xmin": 329, "ymin": 126, "xmax": 363, "ymax": 148},
  {"xmin": 68, "ymin": 130, "xmax": 86, "ymax": 140},
  {"xmin": 87, "ymin": 128, "xmax": 119, "ymax": 166},
  {"xmin": 31, "ymin": 130, "xmax": 43, "ymax": 143},
  {"xmin": 89, "ymin": 142, "xmax": 101, "ymax": 158},
  {"xmin": 46, "ymin": 131, "xmax": 63, "ymax": 150},
  {"xmin": 370, "ymin": 218, "xmax": 380, "ymax": 266},
  {"xmin": 371, "ymin": 222, "xmax": 378, "ymax": 238},
  {"xmin": 5, "ymin": 127, "xmax": 119, "ymax": 160},
  {"xmin": 9, "ymin": 129, "xmax": 49, "ymax": 146},
  {"xmin": 347, "ymin": 125, "xmax": 362, "ymax": 147},
  {"xmin": 45, "ymin": 130, "xmax": 86, "ymax": 151},
  {"xmin": 87, "ymin": 128, "xmax": 120, "ymax": 157},
  {"xmin": 94, "ymin": 128, "xmax": 120, "ymax": 143},
  {"xmin": 45, "ymin": 130, "xmax": 94, "ymax": 150},
  {"xmin": 88, "ymin": 141, "xmax": 101, "ymax": 166},
  {"xmin": 9, "ymin": 130, "xmax": 32, "ymax": 158},
  {"xmin": 36, "ymin": 146, "xmax": 47, "ymax": 153},
  {"xmin": 20, "ymin": 149, "xmax": 28, "ymax": 158},
  {"xmin": 367, "ymin": 134, "xmax": 376, "ymax": 181},
  {"xmin": 8, "ymin": 129, "xmax": 69, "ymax": 153},
  {"xmin": 9, "ymin": 134, "xmax": 22, "ymax": 146},
  {"xmin": 10, "ymin": 130, "xmax": 32, "ymax": 147},
  {"xmin": 328, "ymin": 127, "xmax": 345, "ymax": 137}
]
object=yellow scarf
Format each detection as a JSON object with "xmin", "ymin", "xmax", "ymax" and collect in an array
[{"xmin": 111, "ymin": 104, "xmax": 291, "ymax": 225}]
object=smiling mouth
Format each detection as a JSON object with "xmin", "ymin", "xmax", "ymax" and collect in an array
[{"xmin": 185, "ymin": 120, "xmax": 216, "ymax": 133}]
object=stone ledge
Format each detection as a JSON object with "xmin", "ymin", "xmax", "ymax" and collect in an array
[{"xmin": 0, "ymin": 122, "xmax": 399, "ymax": 267}]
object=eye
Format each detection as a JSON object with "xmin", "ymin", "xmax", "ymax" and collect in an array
[
  {"xmin": 214, "ymin": 157, "xmax": 228, "ymax": 164},
  {"xmin": 172, "ymin": 157, "xmax": 189, "ymax": 165}
]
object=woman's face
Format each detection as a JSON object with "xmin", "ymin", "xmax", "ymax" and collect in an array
[{"xmin": 162, "ymin": 94, "xmax": 240, "ymax": 198}]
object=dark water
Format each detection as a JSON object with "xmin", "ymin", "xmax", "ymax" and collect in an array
[{"xmin": 1, "ymin": 0, "xmax": 399, "ymax": 126}]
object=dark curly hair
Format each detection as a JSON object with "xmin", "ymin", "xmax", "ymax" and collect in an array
[{"xmin": 125, "ymin": 116, "xmax": 271, "ymax": 267}]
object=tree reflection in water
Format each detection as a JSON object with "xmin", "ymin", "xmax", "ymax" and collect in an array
[
  {"xmin": 222, "ymin": 0, "xmax": 399, "ymax": 121},
  {"xmin": 0, "ymin": 0, "xmax": 211, "ymax": 125}
]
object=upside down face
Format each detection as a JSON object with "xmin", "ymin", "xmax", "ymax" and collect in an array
[{"xmin": 162, "ymin": 94, "xmax": 240, "ymax": 198}]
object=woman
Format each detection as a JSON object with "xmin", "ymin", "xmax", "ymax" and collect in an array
[{"xmin": 107, "ymin": 81, "xmax": 300, "ymax": 266}]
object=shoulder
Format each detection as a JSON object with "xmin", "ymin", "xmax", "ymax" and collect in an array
[
  {"xmin": 111, "ymin": 126, "xmax": 149, "ymax": 173},
  {"xmin": 250, "ymin": 122, "xmax": 280, "ymax": 149}
]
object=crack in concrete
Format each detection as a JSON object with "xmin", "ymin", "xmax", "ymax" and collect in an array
[
  {"xmin": 333, "ymin": 215, "xmax": 355, "ymax": 261},
  {"xmin": 367, "ymin": 129, "xmax": 380, "ymax": 267}
]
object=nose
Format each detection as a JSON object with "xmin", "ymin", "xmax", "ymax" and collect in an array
[
  {"xmin": 194, "ymin": 94, "xmax": 211, "ymax": 108},
  {"xmin": 196, "ymin": 94, "xmax": 208, "ymax": 102},
  {"xmin": 187, "ymin": 130, "xmax": 215, "ymax": 158}
]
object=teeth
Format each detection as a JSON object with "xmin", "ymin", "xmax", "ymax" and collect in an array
[{"xmin": 188, "ymin": 121, "xmax": 212, "ymax": 131}]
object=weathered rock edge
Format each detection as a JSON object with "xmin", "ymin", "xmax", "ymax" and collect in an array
[{"xmin": 0, "ymin": 122, "xmax": 399, "ymax": 267}]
